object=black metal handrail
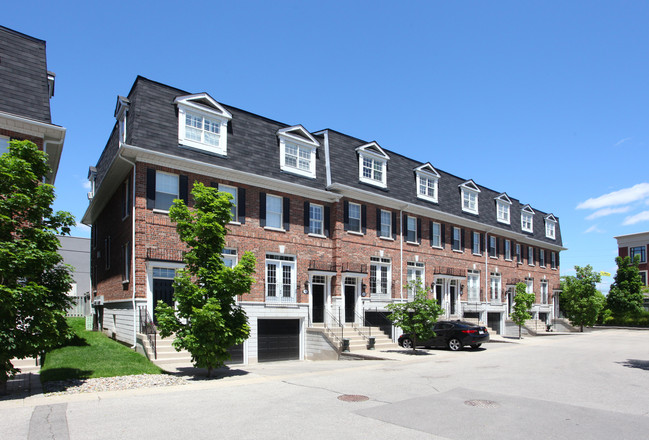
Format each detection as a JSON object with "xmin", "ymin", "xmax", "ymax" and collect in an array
[
  {"xmin": 138, "ymin": 306, "xmax": 157, "ymax": 359},
  {"xmin": 433, "ymin": 266, "xmax": 466, "ymax": 277},
  {"xmin": 351, "ymin": 309, "xmax": 371, "ymax": 339},
  {"xmin": 324, "ymin": 308, "xmax": 344, "ymax": 346},
  {"xmin": 308, "ymin": 260, "xmax": 337, "ymax": 272},
  {"xmin": 341, "ymin": 262, "xmax": 367, "ymax": 274}
]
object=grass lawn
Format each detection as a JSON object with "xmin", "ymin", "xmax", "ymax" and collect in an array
[{"xmin": 40, "ymin": 318, "xmax": 164, "ymax": 382}]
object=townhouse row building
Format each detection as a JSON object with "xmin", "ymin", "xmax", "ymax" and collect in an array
[{"xmin": 82, "ymin": 76, "xmax": 565, "ymax": 363}]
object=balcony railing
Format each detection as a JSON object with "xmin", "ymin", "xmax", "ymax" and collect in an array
[
  {"xmin": 433, "ymin": 266, "xmax": 466, "ymax": 277},
  {"xmin": 308, "ymin": 260, "xmax": 337, "ymax": 272},
  {"xmin": 341, "ymin": 262, "xmax": 367, "ymax": 274},
  {"xmin": 146, "ymin": 247, "xmax": 184, "ymax": 262},
  {"xmin": 265, "ymin": 295, "xmax": 297, "ymax": 305}
]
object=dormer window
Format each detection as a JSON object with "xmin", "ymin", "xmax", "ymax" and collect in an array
[
  {"xmin": 545, "ymin": 214, "xmax": 557, "ymax": 239},
  {"xmin": 521, "ymin": 205, "xmax": 535, "ymax": 233},
  {"xmin": 460, "ymin": 180, "xmax": 480, "ymax": 215},
  {"xmin": 495, "ymin": 193, "xmax": 512, "ymax": 224},
  {"xmin": 114, "ymin": 96, "xmax": 130, "ymax": 144},
  {"xmin": 415, "ymin": 163, "xmax": 440, "ymax": 203},
  {"xmin": 277, "ymin": 125, "xmax": 319, "ymax": 178},
  {"xmin": 174, "ymin": 93, "xmax": 232, "ymax": 156},
  {"xmin": 356, "ymin": 142, "xmax": 389, "ymax": 188}
]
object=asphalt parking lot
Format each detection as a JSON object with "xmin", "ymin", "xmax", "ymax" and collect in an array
[{"xmin": 2, "ymin": 328, "xmax": 649, "ymax": 439}]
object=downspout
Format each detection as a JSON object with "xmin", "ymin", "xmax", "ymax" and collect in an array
[{"xmin": 117, "ymin": 151, "xmax": 137, "ymax": 348}]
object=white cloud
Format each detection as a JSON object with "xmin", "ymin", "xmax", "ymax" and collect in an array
[
  {"xmin": 576, "ymin": 183, "xmax": 649, "ymax": 210},
  {"xmin": 584, "ymin": 225, "xmax": 604, "ymax": 234},
  {"xmin": 585, "ymin": 206, "xmax": 631, "ymax": 220},
  {"xmin": 614, "ymin": 137, "xmax": 631, "ymax": 147},
  {"xmin": 82, "ymin": 179, "xmax": 91, "ymax": 190},
  {"xmin": 622, "ymin": 210, "xmax": 649, "ymax": 226}
]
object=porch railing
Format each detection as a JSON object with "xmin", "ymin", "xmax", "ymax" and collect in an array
[
  {"xmin": 341, "ymin": 262, "xmax": 367, "ymax": 274},
  {"xmin": 324, "ymin": 308, "xmax": 345, "ymax": 348},
  {"xmin": 308, "ymin": 260, "xmax": 337, "ymax": 272},
  {"xmin": 433, "ymin": 266, "xmax": 466, "ymax": 277},
  {"xmin": 138, "ymin": 306, "xmax": 157, "ymax": 359}
]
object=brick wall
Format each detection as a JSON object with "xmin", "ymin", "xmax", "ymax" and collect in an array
[{"xmin": 0, "ymin": 128, "xmax": 44, "ymax": 148}]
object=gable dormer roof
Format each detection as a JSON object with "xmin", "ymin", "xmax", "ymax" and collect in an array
[
  {"xmin": 414, "ymin": 162, "xmax": 440, "ymax": 178},
  {"xmin": 355, "ymin": 141, "xmax": 390, "ymax": 160},
  {"xmin": 277, "ymin": 125, "xmax": 320, "ymax": 147},
  {"xmin": 522, "ymin": 204, "xmax": 535, "ymax": 214},
  {"xmin": 544, "ymin": 213, "xmax": 557, "ymax": 222},
  {"xmin": 459, "ymin": 179, "xmax": 480, "ymax": 192},
  {"xmin": 495, "ymin": 192, "xmax": 512, "ymax": 204},
  {"xmin": 173, "ymin": 93, "xmax": 232, "ymax": 120},
  {"xmin": 114, "ymin": 95, "xmax": 130, "ymax": 119}
]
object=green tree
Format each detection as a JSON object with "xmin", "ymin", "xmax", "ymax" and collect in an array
[
  {"xmin": 155, "ymin": 183, "xmax": 256, "ymax": 377},
  {"xmin": 0, "ymin": 140, "xmax": 75, "ymax": 394},
  {"xmin": 387, "ymin": 281, "xmax": 443, "ymax": 351},
  {"xmin": 606, "ymin": 256, "xmax": 644, "ymax": 319},
  {"xmin": 510, "ymin": 282, "xmax": 535, "ymax": 339},
  {"xmin": 560, "ymin": 265, "xmax": 605, "ymax": 331}
]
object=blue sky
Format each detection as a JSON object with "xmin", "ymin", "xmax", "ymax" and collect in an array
[{"xmin": 4, "ymin": 1, "xmax": 649, "ymax": 293}]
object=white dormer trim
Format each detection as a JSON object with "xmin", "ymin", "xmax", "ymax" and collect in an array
[
  {"xmin": 545, "ymin": 214, "xmax": 557, "ymax": 239},
  {"xmin": 115, "ymin": 96, "xmax": 130, "ymax": 143},
  {"xmin": 415, "ymin": 163, "xmax": 440, "ymax": 203},
  {"xmin": 521, "ymin": 204, "xmax": 535, "ymax": 233},
  {"xmin": 174, "ymin": 93, "xmax": 232, "ymax": 156},
  {"xmin": 356, "ymin": 142, "xmax": 389, "ymax": 188},
  {"xmin": 495, "ymin": 193, "xmax": 512, "ymax": 225},
  {"xmin": 277, "ymin": 125, "xmax": 318, "ymax": 179},
  {"xmin": 460, "ymin": 180, "xmax": 480, "ymax": 214}
]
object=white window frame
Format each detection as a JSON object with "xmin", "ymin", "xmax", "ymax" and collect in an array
[
  {"xmin": 528, "ymin": 246, "xmax": 535, "ymax": 266},
  {"xmin": 280, "ymin": 140, "xmax": 317, "ymax": 178},
  {"xmin": 540, "ymin": 249, "xmax": 546, "ymax": 267},
  {"xmin": 452, "ymin": 227, "xmax": 462, "ymax": 252},
  {"xmin": 525, "ymin": 278, "xmax": 534, "ymax": 295},
  {"xmin": 406, "ymin": 215, "xmax": 417, "ymax": 243},
  {"xmin": 309, "ymin": 203, "xmax": 324, "ymax": 236},
  {"xmin": 490, "ymin": 273, "xmax": 501, "ymax": 302},
  {"xmin": 489, "ymin": 236, "xmax": 497, "ymax": 258},
  {"xmin": 545, "ymin": 219, "xmax": 556, "ymax": 239},
  {"xmin": 431, "ymin": 222, "xmax": 442, "ymax": 248},
  {"xmin": 540, "ymin": 280, "xmax": 549, "ymax": 304},
  {"xmin": 222, "ymin": 248, "xmax": 238, "ymax": 268},
  {"xmin": 407, "ymin": 261, "xmax": 425, "ymax": 299},
  {"xmin": 155, "ymin": 171, "xmax": 179, "ymax": 212},
  {"xmin": 265, "ymin": 254, "xmax": 296, "ymax": 302},
  {"xmin": 504, "ymin": 240, "xmax": 512, "ymax": 261},
  {"xmin": 175, "ymin": 95, "xmax": 232, "ymax": 156},
  {"xmin": 551, "ymin": 252, "xmax": 557, "ymax": 269},
  {"xmin": 122, "ymin": 177, "xmax": 130, "ymax": 220},
  {"xmin": 521, "ymin": 207, "xmax": 535, "ymax": 233},
  {"xmin": 516, "ymin": 243, "xmax": 522, "ymax": 264},
  {"xmin": 462, "ymin": 188, "xmax": 479, "ymax": 214},
  {"xmin": 122, "ymin": 242, "xmax": 130, "ymax": 283},
  {"xmin": 467, "ymin": 270, "xmax": 480, "ymax": 302},
  {"xmin": 379, "ymin": 209, "xmax": 392, "ymax": 238},
  {"xmin": 472, "ymin": 231, "xmax": 481, "ymax": 255},
  {"xmin": 359, "ymin": 153, "xmax": 387, "ymax": 187},
  {"xmin": 348, "ymin": 202, "xmax": 362, "ymax": 233},
  {"xmin": 266, "ymin": 194, "xmax": 283, "ymax": 230},
  {"xmin": 640, "ymin": 270, "xmax": 648, "ymax": 287},
  {"xmin": 416, "ymin": 173, "xmax": 438, "ymax": 203},
  {"xmin": 370, "ymin": 256, "xmax": 391, "ymax": 298},
  {"xmin": 497, "ymin": 200, "xmax": 510, "ymax": 224},
  {"xmin": 219, "ymin": 184, "xmax": 238, "ymax": 223}
]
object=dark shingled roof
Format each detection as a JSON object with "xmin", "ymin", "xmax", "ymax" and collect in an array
[
  {"xmin": 95, "ymin": 76, "xmax": 562, "ymax": 247},
  {"xmin": 0, "ymin": 26, "xmax": 52, "ymax": 123}
]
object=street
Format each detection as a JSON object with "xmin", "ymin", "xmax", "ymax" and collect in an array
[{"xmin": 2, "ymin": 329, "xmax": 649, "ymax": 439}]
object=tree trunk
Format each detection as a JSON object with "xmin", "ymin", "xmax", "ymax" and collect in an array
[
  {"xmin": 518, "ymin": 324, "xmax": 522, "ymax": 339},
  {"xmin": 412, "ymin": 335, "xmax": 417, "ymax": 352},
  {"xmin": 580, "ymin": 324, "xmax": 584, "ymax": 332}
]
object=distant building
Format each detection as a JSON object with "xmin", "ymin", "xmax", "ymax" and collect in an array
[
  {"xmin": 0, "ymin": 25, "xmax": 65, "ymax": 183},
  {"xmin": 615, "ymin": 231, "xmax": 649, "ymax": 287},
  {"xmin": 57, "ymin": 236, "xmax": 91, "ymax": 316}
]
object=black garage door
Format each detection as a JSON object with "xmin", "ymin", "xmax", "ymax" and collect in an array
[
  {"xmin": 258, "ymin": 319, "xmax": 299, "ymax": 362},
  {"xmin": 226, "ymin": 343, "xmax": 244, "ymax": 364}
]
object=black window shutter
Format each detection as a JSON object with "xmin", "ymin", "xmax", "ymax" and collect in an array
[
  {"xmin": 179, "ymin": 175, "xmax": 188, "ymax": 205},
  {"xmin": 343, "ymin": 201, "xmax": 349, "ymax": 231},
  {"xmin": 556, "ymin": 252, "xmax": 560, "ymax": 267},
  {"xmin": 304, "ymin": 201, "xmax": 311, "ymax": 234},
  {"xmin": 238, "ymin": 188, "xmax": 246, "ymax": 224},
  {"xmin": 283, "ymin": 197, "xmax": 290, "ymax": 231},
  {"xmin": 361, "ymin": 204, "xmax": 367, "ymax": 234},
  {"xmin": 536, "ymin": 247, "xmax": 540, "ymax": 265},
  {"xmin": 146, "ymin": 168, "xmax": 156, "ymax": 209},
  {"xmin": 210, "ymin": 181, "xmax": 219, "ymax": 189},
  {"xmin": 461, "ymin": 228, "xmax": 466, "ymax": 249},
  {"xmin": 471, "ymin": 231, "xmax": 475, "ymax": 252},
  {"xmin": 441, "ymin": 224, "xmax": 446, "ymax": 247},
  {"xmin": 259, "ymin": 192, "xmax": 266, "ymax": 227},
  {"xmin": 392, "ymin": 212, "xmax": 397, "ymax": 240},
  {"xmin": 324, "ymin": 206, "xmax": 331, "ymax": 237},
  {"xmin": 480, "ymin": 233, "xmax": 485, "ymax": 253},
  {"xmin": 376, "ymin": 208, "xmax": 381, "ymax": 236},
  {"xmin": 417, "ymin": 218, "xmax": 422, "ymax": 244},
  {"xmin": 401, "ymin": 213, "xmax": 406, "ymax": 236}
]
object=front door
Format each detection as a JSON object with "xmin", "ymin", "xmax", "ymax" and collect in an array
[
  {"xmin": 152, "ymin": 278, "xmax": 174, "ymax": 324},
  {"xmin": 312, "ymin": 284, "xmax": 325, "ymax": 323},
  {"xmin": 345, "ymin": 284, "xmax": 356, "ymax": 323}
]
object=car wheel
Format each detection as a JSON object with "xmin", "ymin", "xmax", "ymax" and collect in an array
[
  {"xmin": 401, "ymin": 338, "xmax": 413, "ymax": 349},
  {"xmin": 448, "ymin": 338, "xmax": 463, "ymax": 351},
  {"xmin": 470, "ymin": 344, "xmax": 482, "ymax": 349}
]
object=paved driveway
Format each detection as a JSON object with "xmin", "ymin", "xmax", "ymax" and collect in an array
[{"xmin": 2, "ymin": 328, "xmax": 649, "ymax": 439}]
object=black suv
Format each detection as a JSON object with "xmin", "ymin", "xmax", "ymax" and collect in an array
[{"xmin": 398, "ymin": 320, "xmax": 490, "ymax": 351}]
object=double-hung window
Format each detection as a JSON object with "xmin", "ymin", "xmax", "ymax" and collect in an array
[
  {"xmin": 551, "ymin": 252, "xmax": 557, "ymax": 269},
  {"xmin": 528, "ymin": 246, "xmax": 535, "ymax": 266},
  {"xmin": 462, "ymin": 190, "xmax": 478, "ymax": 214},
  {"xmin": 370, "ymin": 257, "xmax": 391, "ymax": 298},
  {"xmin": 490, "ymin": 273, "xmax": 501, "ymax": 302},
  {"xmin": 357, "ymin": 143, "xmax": 389, "ymax": 188},
  {"xmin": 222, "ymin": 248, "xmax": 237, "ymax": 268},
  {"xmin": 539, "ymin": 249, "xmax": 546, "ymax": 267},
  {"xmin": 472, "ymin": 231, "xmax": 481, "ymax": 255},
  {"xmin": 467, "ymin": 270, "xmax": 480, "ymax": 302},
  {"xmin": 525, "ymin": 277, "xmax": 534, "ymax": 295},
  {"xmin": 504, "ymin": 240, "xmax": 512, "ymax": 260},
  {"xmin": 540, "ymin": 280, "xmax": 549, "ymax": 304},
  {"xmin": 175, "ymin": 94, "xmax": 232, "ymax": 156},
  {"xmin": 417, "ymin": 174, "xmax": 438, "ymax": 202},
  {"xmin": 155, "ymin": 172, "xmax": 179, "ymax": 211},
  {"xmin": 630, "ymin": 246, "xmax": 647, "ymax": 263},
  {"xmin": 266, "ymin": 254, "xmax": 296, "ymax": 302},
  {"xmin": 431, "ymin": 222, "xmax": 442, "ymax": 248},
  {"xmin": 406, "ymin": 216, "xmax": 417, "ymax": 243},
  {"xmin": 348, "ymin": 202, "xmax": 361, "ymax": 233},
  {"xmin": 266, "ymin": 194, "xmax": 283, "ymax": 229},
  {"xmin": 497, "ymin": 200, "xmax": 510, "ymax": 224},
  {"xmin": 545, "ymin": 220, "xmax": 556, "ymax": 239},
  {"xmin": 516, "ymin": 244, "xmax": 522, "ymax": 264},
  {"xmin": 522, "ymin": 212, "xmax": 534, "ymax": 233},
  {"xmin": 379, "ymin": 210, "xmax": 392, "ymax": 238},
  {"xmin": 309, "ymin": 204, "xmax": 324, "ymax": 235},
  {"xmin": 452, "ymin": 227, "xmax": 462, "ymax": 251},
  {"xmin": 407, "ymin": 261, "xmax": 425, "ymax": 299},
  {"xmin": 220, "ymin": 184, "xmax": 238, "ymax": 223},
  {"xmin": 122, "ymin": 243, "xmax": 130, "ymax": 283},
  {"xmin": 362, "ymin": 157, "xmax": 384, "ymax": 183},
  {"xmin": 489, "ymin": 236, "xmax": 497, "ymax": 258}
]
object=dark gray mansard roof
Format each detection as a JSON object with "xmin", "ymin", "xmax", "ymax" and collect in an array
[
  {"xmin": 96, "ymin": 76, "xmax": 562, "ymax": 247},
  {"xmin": 0, "ymin": 26, "xmax": 52, "ymax": 123}
]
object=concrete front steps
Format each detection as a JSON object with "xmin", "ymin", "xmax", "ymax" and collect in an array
[
  {"xmin": 10, "ymin": 357, "xmax": 41, "ymax": 374},
  {"xmin": 312, "ymin": 324, "xmax": 400, "ymax": 352},
  {"xmin": 138, "ymin": 333, "xmax": 192, "ymax": 366},
  {"xmin": 461, "ymin": 317, "xmax": 498, "ymax": 336},
  {"xmin": 524, "ymin": 319, "xmax": 552, "ymax": 335}
]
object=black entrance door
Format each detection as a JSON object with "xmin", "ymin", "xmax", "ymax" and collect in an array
[
  {"xmin": 312, "ymin": 284, "xmax": 325, "ymax": 323},
  {"xmin": 153, "ymin": 279, "xmax": 174, "ymax": 323},
  {"xmin": 345, "ymin": 285, "xmax": 356, "ymax": 323},
  {"xmin": 450, "ymin": 284, "xmax": 457, "ymax": 315}
]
